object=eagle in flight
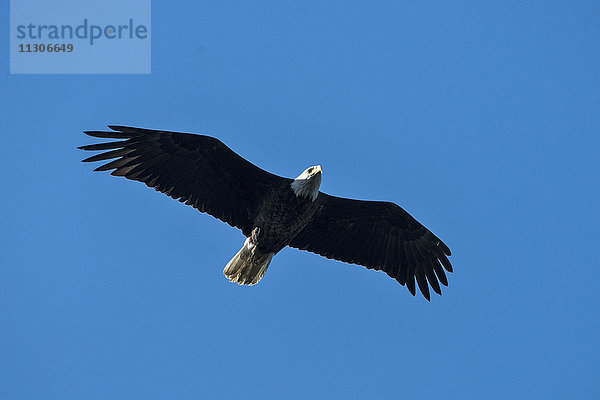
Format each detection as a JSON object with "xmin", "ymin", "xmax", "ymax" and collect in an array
[{"xmin": 80, "ymin": 126, "xmax": 453, "ymax": 300}]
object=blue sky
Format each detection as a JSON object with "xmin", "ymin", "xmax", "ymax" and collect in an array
[{"xmin": 2, "ymin": 1, "xmax": 599, "ymax": 399}]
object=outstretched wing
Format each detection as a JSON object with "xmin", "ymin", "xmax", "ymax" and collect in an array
[
  {"xmin": 79, "ymin": 126, "xmax": 289, "ymax": 236},
  {"xmin": 289, "ymin": 193, "xmax": 453, "ymax": 300}
]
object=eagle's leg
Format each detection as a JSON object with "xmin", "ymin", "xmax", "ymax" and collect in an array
[{"xmin": 223, "ymin": 227, "xmax": 274, "ymax": 285}]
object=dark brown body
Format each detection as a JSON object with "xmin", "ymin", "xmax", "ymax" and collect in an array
[{"xmin": 252, "ymin": 182, "xmax": 320, "ymax": 254}]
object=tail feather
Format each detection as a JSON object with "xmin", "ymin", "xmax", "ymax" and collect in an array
[{"xmin": 224, "ymin": 239, "xmax": 274, "ymax": 285}]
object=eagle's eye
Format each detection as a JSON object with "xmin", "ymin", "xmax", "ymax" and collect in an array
[{"xmin": 308, "ymin": 167, "xmax": 314, "ymax": 173}]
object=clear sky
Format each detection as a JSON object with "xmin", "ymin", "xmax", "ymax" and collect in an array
[{"xmin": 2, "ymin": 1, "xmax": 599, "ymax": 399}]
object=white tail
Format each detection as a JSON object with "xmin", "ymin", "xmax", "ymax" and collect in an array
[{"xmin": 223, "ymin": 238, "xmax": 274, "ymax": 285}]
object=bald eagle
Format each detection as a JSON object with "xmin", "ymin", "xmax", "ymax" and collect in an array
[{"xmin": 80, "ymin": 126, "xmax": 452, "ymax": 300}]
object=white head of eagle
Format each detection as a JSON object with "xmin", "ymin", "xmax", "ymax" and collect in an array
[{"xmin": 290, "ymin": 165, "xmax": 322, "ymax": 201}]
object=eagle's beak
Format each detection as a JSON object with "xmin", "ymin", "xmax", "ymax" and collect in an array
[{"xmin": 315, "ymin": 165, "xmax": 323, "ymax": 174}]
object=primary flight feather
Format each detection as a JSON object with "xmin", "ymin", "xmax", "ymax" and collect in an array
[{"xmin": 80, "ymin": 126, "xmax": 453, "ymax": 300}]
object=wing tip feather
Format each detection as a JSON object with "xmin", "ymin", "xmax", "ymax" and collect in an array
[{"xmin": 107, "ymin": 125, "xmax": 129, "ymax": 132}]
